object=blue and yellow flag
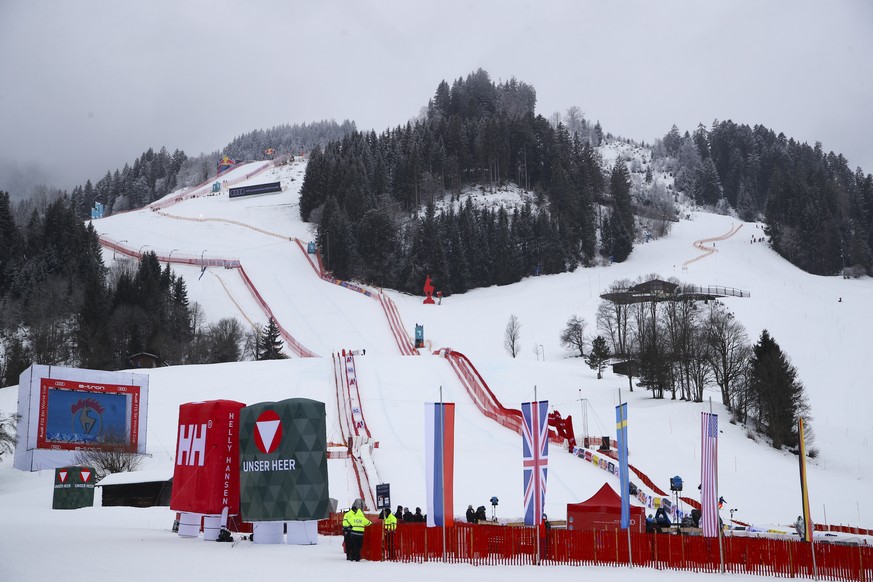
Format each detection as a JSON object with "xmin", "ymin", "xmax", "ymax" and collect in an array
[{"xmin": 615, "ymin": 402, "xmax": 630, "ymax": 528}]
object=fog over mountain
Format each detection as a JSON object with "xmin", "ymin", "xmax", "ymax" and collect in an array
[{"xmin": 1, "ymin": 0, "xmax": 871, "ymax": 193}]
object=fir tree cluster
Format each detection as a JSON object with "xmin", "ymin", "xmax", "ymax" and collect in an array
[
  {"xmin": 0, "ymin": 192, "xmax": 200, "ymax": 386},
  {"xmin": 71, "ymin": 147, "xmax": 188, "ymax": 217},
  {"xmin": 65, "ymin": 121, "xmax": 357, "ymax": 221},
  {"xmin": 223, "ymin": 120, "xmax": 357, "ymax": 162},
  {"xmin": 658, "ymin": 121, "xmax": 873, "ymax": 276},
  {"xmin": 300, "ymin": 69, "xmax": 635, "ymax": 294}
]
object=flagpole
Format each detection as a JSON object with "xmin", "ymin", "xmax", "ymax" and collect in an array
[
  {"xmin": 799, "ymin": 418, "xmax": 818, "ymax": 581},
  {"xmin": 534, "ymin": 385, "xmax": 540, "ymax": 566},
  {"xmin": 619, "ymin": 389, "xmax": 632, "ymax": 568},
  {"xmin": 440, "ymin": 385, "xmax": 446, "ymax": 562}
]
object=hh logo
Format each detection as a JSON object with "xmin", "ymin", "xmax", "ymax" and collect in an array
[
  {"xmin": 254, "ymin": 410, "xmax": 282, "ymax": 454},
  {"xmin": 177, "ymin": 423, "xmax": 207, "ymax": 466}
]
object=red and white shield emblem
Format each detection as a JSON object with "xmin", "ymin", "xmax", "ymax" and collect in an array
[{"xmin": 254, "ymin": 410, "xmax": 282, "ymax": 454}]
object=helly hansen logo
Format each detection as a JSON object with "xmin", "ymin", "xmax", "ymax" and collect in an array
[{"xmin": 177, "ymin": 423, "xmax": 207, "ymax": 466}]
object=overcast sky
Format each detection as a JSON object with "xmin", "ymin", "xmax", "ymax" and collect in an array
[{"xmin": 1, "ymin": 0, "xmax": 871, "ymax": 193}]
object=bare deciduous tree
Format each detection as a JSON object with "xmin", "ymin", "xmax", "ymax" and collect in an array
[
  {"xmin": 705, "ymin": 302, "xmax": 751, "ymax": 409},
  {"xmin": 0, "ymin": 413, "xmax": 19, "ymax": 459},
  {"xmin": 74, "ymin": 434, "xmax": 144, "ymax": 481},
  {"xmin": 560, "ymin": 315, "xmax": 587, "ymax": 357},
  {"xmin": 596, "ymin": 279, "xmax": 633, "ymax": 357},
  {"xmin": 504, "ymin": 315, "xmax": 521, "ymax": 358}
]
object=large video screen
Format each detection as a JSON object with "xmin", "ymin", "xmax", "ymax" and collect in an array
[{"xmin": 37, "ymin": 378, "xmax": 141, "ymax": 451}]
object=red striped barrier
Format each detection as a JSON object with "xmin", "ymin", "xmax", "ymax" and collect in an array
[{"xmin": 348, "ymin": 522, "xmax": 873, "ymax": 580}]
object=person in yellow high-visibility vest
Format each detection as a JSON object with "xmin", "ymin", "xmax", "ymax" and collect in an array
[
  {"xmin": 382, "ymin": 508, "xmax": 398, "ymax": 560},
  {"xmin": 342, "ymin": 504, "xmax": 371, "ymax": 562}
]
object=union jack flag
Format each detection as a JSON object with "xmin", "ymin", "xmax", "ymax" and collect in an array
[{"xmin": 522, "ymin": 400, "xmax": 549, "ymax": 526}]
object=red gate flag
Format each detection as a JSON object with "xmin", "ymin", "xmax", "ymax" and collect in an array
[
  {"xmin": 170, "ymin": 400, "xmax": 245, "ymax": 517},
  {"xmin": 700, "ymin": 412, "xmax": 719, "ymax": 537},
  {"xmin": 425, "ymin": 402, "xmax": 455, "ymax": 527},
  {"xmin": 522, "ymin": 400, "xmax": 549, "ymax": 526}
]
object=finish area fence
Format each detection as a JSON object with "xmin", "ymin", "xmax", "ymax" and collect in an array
[{"xmin": 343, "ymin": 522, "xmax": 871, "ymax": 580}]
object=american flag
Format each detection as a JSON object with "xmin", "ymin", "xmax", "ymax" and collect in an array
[
  {"xmin": 522, "ymin": 400, "xmax": 549, "ymax": 526},
  {"xmin": 700, "ymin": 412, "xmax": 719, "ymax": 537}
]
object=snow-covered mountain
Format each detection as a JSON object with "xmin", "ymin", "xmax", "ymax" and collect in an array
[{"xmin": 0, "ymin": 156, "xmax": 870, "ymax": 581}]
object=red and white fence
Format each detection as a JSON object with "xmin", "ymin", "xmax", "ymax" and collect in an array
[
  {"xmin": 436, "ymin": 348, "xmax": 563, "ymax": 445},
  {"xmin": 345, "ymin": 522, "xmax": 873, "ymax": 580}
]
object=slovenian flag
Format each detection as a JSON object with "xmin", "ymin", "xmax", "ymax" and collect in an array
[{"xmin": 425, "ymin": 402, "xmax": 455, "ymax": 527}]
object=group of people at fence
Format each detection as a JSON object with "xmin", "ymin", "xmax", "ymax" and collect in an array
[
  {"xmin": 392, "ymin": 505, "xmax": 425, "ymax": 523},
  {"xmin": 647, "ymin": 507, "xmax": 704, "ymax": 533},
  {"xmin": 465, "ymin": 504, "xmax": 489, "ymax": 524}
]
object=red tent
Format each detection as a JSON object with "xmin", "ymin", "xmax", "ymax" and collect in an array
[{"xmin": 566, "ymin": 482, "xmax": 645, "ymax": 533}]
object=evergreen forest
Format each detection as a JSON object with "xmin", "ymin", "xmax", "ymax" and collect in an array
[{"xmin": 300, "ymin": 70, "xmax": 873, "ymax": 296}]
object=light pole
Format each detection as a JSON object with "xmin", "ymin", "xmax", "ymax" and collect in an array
[
  {"xmin": 139, "ymin": 244, "xmax": 149, "ymax": 257},
  {"xmin": 201, "ymin": 249, "xmax": 208, "ymax": 265},
  {"xmin": 168, "ymin": 248, "xmax": 179, "ymax": 265}
]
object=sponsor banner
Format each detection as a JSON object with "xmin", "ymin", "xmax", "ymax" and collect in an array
[
  {"xmin": 170, "ymin": 400, "xmax": 245, "ymax": 516},
  {"xmin": 239, "ymin": 399, "xmax": 329, "ymax": 522},
  {"xmin": 52, "ymin": 466, "xmax": 95, "ymax": 509},
  {"xmin": 229, "ymin": 181, "xmax": 281, "ymax": 199}
]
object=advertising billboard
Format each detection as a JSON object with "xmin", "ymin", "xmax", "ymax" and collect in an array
[
  {"xmin": 52, "ymin": 466, "xmax": 96, "ymax": 510},
  {"xmin": 38, "ymin": 378, "xmax": 140, "ymax": 451},
  {"xmin": 14, "ymin": 365, "xmax": 149, "ymax": 472},
  {"xmin": 239, "ymin": 398, "xmax": 329, "ymax": 522},
  {"xmin": 170, "ymin": 400, "xmax": 245, "ymax": 518},
  {"xmin": 229, "ymin": 182, "xmax": 281, "ymax": 199}
]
